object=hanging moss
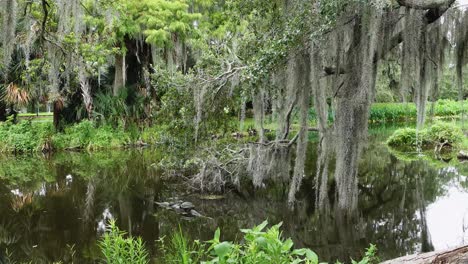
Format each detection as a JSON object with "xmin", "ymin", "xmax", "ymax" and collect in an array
[{"xmin": 1, "ymin": 0, "xmax": 17, "ymax": 71}]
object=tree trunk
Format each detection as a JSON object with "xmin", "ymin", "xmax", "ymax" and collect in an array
[
  {"xmin": 333, "ymin": 6, "xmax": 381, "ymax": 212},
  {"xmin": 53, "ymin": 100, "xmax": 63, "ymax": 130},
  {"xmin": 0, "ymin": 102, "xmax": 6, "ymax": 121},
  {"xmin": 381, "ymin": 246, "xmax": 468, "ymax": 264},
  {"xmin": 113, "ymin": 53, "xmax": 125, "ymax": 96}
]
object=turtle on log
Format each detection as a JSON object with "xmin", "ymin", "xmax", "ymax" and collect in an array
[{"xmin": 155, "ymin": 200, "xmax": 204, "ymax": 218}]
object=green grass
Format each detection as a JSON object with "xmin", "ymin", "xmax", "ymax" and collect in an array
[
  {"xmin": 99, "ymin": 220, "xmax": 149, "ymax": 264},
  {"xmin": 0, "ymin": 120, "xmax": 171, "ymax": 153},
  {"xmin": 18, "ymin": 112, "xmax": 53, "ymax": 117},
  {"xmin": 368, "ymin": 100, "xmax": 467, "ymax": 123}
]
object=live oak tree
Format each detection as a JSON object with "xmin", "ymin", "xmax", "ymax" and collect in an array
[{"xmin": 1, "ymin": 0, "xmax": 467, "ymax": 212}]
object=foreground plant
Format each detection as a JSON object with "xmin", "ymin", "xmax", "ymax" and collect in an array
[
  {"xmin": 158, "ymin": 221, "xmax": 378, "ymax": 264},
  {"xmin": 99, "ymin": 220, "xmax": 378, "ymax": 264},
  {"xmin": 202, "ymin": 221, "xmax": 318, "ymax": 264},
  {"xmin": 99, "ymin": 220, "xmax": 149, "ymax": 264}
]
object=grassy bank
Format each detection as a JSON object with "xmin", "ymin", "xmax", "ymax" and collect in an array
[
  {"xmin": 0, "ymin": 120, "xmax": 153, "ymax": 153},
  {"xmin": 368, "ymin": 100, "xmax": 467, "ymax": 122},
  {"xmin": 307, "ymin": 100, "xmax": 468, "ymax": 123}
]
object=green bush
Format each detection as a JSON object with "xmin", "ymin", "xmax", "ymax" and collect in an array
[
  {"xmin": 387, "ymin": 128, "xmax": 420, "ymax": 148},
  {"xmin": 387, "ymin": 122, "xmax": 464, "ymax": 150},
  {"xmin": 0, "ymin": 121, "xmax": 54, "ymax": 153},
  {"xmin": 426, "ymin": 122, "xmax": 464, "ymax": 145},
  {"xmin": 0, "ymin": 120, "xmax": 131, "ymax": 153},
  {"xmin": 99, "ymin": 220, "xmax": 149, "ymax": 264},
  {"xmin": 51, "ymin": 120, "xmax": 129, "ymax": 150}
]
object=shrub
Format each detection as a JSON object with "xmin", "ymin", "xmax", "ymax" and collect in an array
[
  {"xmin": 0, "ymin": 121, "xmax": 54, "ymax": 153},
  {"xmin": 387, "ymin": 122, "xmax": 464, "ymax": 150},
  {"xmin": 426, "ymin": 122, "xmax": 464, "ymax": 145},
  {"xmin": 386, "ymin": 128, "xmax": 419, "ymax": 148},
  {"xmin": 99, "ymin": 220, "xmax": 149, "ymax": 264}
]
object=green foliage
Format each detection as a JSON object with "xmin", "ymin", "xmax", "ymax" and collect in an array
[
  {"xmin": 159, "ymin": 221, "xmax": 319, "ymax": 264},
  {"xmin": 351, "ymin": 245, "xmax": 379, "ymax": 264},
  {"xmin": 158, "ymin": 228, "xmax": 206, "ymax": 264},
  {"xmin": 0, "ymin": 120, "xmax": 132, "ymax": 153},
  {"xmin": 387, "ymin": 122, "xmax": 464, "ymax": 150},
  {"xmin": 368, "ymin": 100, "xmax": 467, "ymax": 123},
  {"xmin": 426, "ymin": 122, "xmax": 464, "ymax": 145},
  {"xmin": 0, "ymin": 120, "xmax": 54, "ymax": 153},
  {"xmin": 52, "ymin": 120, "xmax": 130, "ymax": 150},
  {"xmin": 203, "ymin": 221, "xmax": 319, "ymax": 264},
  {"xmin": 157, "ymin": 221, "xmax": 379, "ymax": 264},
  {"xmin": 93, "ymin": 89, "xmax": 148, "ymax": 129},
  {"xmin": 99, "ymin": 220, "xmax": 149, "ymax": 264},
  {"xmin": 386, "ymin": 128, "xmax": 422, "ymax": 149}
]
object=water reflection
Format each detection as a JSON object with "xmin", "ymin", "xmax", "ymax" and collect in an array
[{"xmin": 0, "ymin": 132, "xmax": 466, "ymax": 263}]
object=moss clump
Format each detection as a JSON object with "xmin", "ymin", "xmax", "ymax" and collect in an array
[{"xmin": 387, "ymin": 122, "xmax": 464, "ymax": 151}]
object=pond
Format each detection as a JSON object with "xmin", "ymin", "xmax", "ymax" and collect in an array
[{"xmin": 0, "ymin": 124, "xmax": 467, "ymax": 263}]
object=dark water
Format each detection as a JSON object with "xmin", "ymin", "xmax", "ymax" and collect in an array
[{"xmin": 0, "ymin": 125, "xmax": 467, "ymax": 263}]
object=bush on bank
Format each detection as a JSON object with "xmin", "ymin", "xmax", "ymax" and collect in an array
[{"xmin": 0, "ymin": 120, "xmax": 138, "ymax": 153}]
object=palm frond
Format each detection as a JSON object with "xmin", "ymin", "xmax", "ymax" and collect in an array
[{"xmin": 5, "ymin": 83, "xmax": 30, "ymax": 106}]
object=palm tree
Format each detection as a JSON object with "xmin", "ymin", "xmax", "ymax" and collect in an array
[{"xmin": 5, "ymin": 83, "xmax": 30, "ymax": 122}]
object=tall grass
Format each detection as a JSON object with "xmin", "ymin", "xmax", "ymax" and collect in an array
[
  {"xmin": 0, "ymin": 120, "xmax": 133, "ymax": 153},
  {"xmin": 369, "ymin": 100, "xmax": 467, "ymax": 123},
  {"xmin": 307, "ymin": 100, "xmax": 468, "ymax": 123},
  {"xmin": 99, "ymin": 220, "xmax": 149, "ymax": 264}
]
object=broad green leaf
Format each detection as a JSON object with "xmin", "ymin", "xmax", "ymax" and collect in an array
[{"xmin": 214, "ymin": 241, "xmax": 232, "ymax": 258}]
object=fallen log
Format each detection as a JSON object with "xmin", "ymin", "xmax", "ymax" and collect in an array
[{"xmin": 381, "ymin": 246, "xmax": 468, "ymax": 264}]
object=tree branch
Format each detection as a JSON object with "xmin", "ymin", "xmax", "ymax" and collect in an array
[
  {"xmin": 40, "ymin": 0, "xmax": 49, "ymax": 40},
  {"xmin": 397, "ymin": 0, "xmax": 456, "ymax": 10}
]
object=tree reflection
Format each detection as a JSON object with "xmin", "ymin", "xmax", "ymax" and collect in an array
[{"xmin": 0, "ymin": 139, "xmax": 465, "ymax": 263}]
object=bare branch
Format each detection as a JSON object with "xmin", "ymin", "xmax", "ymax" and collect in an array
[{"xmin": 397, "ymin": 0, "xmax": 456, "ymax": 10}]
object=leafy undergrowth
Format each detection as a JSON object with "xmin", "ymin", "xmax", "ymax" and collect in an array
[
  {"xmin": 0, "ymin": 120, "xmax": 130, "ymax": 153},
  {"xmin": 0, "ymin": 120, "xmax": 185, "ymax": 153},
  {"xmin": 98, "ymin": 220, "xmax": 379, "ymax": 264},
  {"xmin": 368, "ymin": 100, "xmax": 467, "ymax": 123},
  {"xmin": 307, "ymin": 100, "xmax": 468, "ymax": 124},
  {"xmin": 99, "ymin": 220, "xmax": 149, "ymax": 264},
  {"xmin": 386, "ymin": 122, "xmax": 465, "ymax": 151}
]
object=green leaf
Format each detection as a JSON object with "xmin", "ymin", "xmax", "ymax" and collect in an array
[
  {"xmin": 281, "ymin": 238, "xmax": 294, "ymax": 252},
  {"xmin": 214, "ymin": 228, "xmax": 221, "ymax": 242},
  {"xmin": 214, "ymin": 242, "xmax": 232, "ymax": 258},
  {"xmin": 293, "ymin": 248, "xmax": 319, "ymax": 264}
]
